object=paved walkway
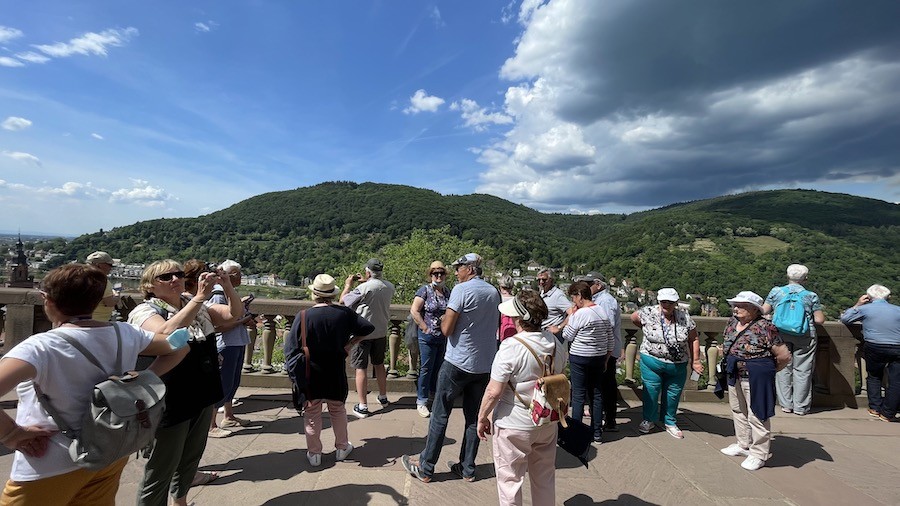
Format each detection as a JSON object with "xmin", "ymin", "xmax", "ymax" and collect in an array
[{"xmin": 1, "ymin": 388, "xmax": 898, "ymax": 505}]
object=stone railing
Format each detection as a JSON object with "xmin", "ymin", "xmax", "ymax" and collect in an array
[{"xmin": 0, "ymin": 289, "xmax": 865, "ymax": 407}]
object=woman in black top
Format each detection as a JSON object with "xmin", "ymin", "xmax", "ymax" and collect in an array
[{"xmin": 285, "ymin": 274, "xmax": 374, "ymax": 467}]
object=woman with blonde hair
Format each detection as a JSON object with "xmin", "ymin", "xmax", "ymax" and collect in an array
[{"xmin": 409, "ymin": 261, "xmax": 451, "ymax": 418}]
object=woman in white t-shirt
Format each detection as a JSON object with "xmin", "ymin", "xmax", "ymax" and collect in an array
[
  {"xmin": 0, "ymin": 264, "xmax": 187, "ymax": 505},
  {"xmin": 476, "ymin": 290, "xmax": 568, "ymax": 506}
]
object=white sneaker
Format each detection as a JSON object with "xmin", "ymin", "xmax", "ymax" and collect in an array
[
  {"xmin": 720, "ymin": 444, "xmax": 750, "ymax": 457},
  {"xmin": 306, "ymin": 452, "xmax": 322, "ymax": 467},
  {"xmin": 741, "ymin": 455, "xmax": 765, "ymax": 471},
  {"xmin": 638, "ymin": 420, "xmax": 654, "ymax": 434},
  {"xmin": 417, "ymin": 404, "xmax": 431, "ymax": 418},
  {"xmin": 335, "ymin": 443, "xmax": 354, "ymax": 462}
]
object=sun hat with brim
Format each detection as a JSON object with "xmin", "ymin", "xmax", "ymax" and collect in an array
[
  {"xmin": 310, "ymin": 274, "xmax": 340, "ymax": 298},
  {"xmin": 657, "ymin": 287, "xmax": 680, "ymax": 302},
  {"xmin": 726, "ymin": 291, "xmax": 765, "ymax": 312},
  {"xmin": 428, "ymin": 260, "xmax": 446, "ymax": 273},
  {"xmin": 498, "ymin": 296, "xmax": 531, "ymax": 320}
]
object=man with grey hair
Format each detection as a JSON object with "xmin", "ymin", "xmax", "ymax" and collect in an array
[
  {"xmin": 86, "ymin": 251, "xmax": 119, "ymax": 322},
  {"xmin": 537, "ymin": 268, "xmax": 571, "ymax": 336},
  {"xmin": 341, "ymin": 258, "xmax": 395, "ymax": 418},
  {"xmin": 840, "ymin": 284, "xmax": 900, "ymax": 422},
  {"xmin": 763, "ymin": 263, "xmax": 826, "ymax": 415},
  {"xmin": 578, "ymin": 272, "xmax": 623, "ymax": 431}
]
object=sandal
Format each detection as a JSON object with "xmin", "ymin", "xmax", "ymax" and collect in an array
[
  {"xmin": 191, "ymin": 470, "xmax": 219, "ymax": 487},
  {"xmin": 219, "ymin": 417, "xmax": 248, "ymax": 428},
  {"xmin": 208, "ymin": 427, "xmax": 232, "ymax": 439}
]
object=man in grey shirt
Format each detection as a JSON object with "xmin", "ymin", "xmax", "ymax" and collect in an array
[
  {"xmin": 538, "ymin": 268, "xmax": 571, "ymax": 335},
  {"xmin": 402, "ymin": 253, "xmax": 500, "ymax": 483},
  {"xmin": 341, "ymin": 258, "xmax": 396, "ymax": 418}
]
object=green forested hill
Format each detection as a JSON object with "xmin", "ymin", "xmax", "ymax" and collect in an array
[{"xmin": 42, "ymin": 182, "xmax": 899, "ymax": 315}]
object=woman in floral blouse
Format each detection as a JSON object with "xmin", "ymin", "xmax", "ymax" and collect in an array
[
  {"xmin": 630, "ymin": 288, "xmax": 703, "ymax": 438},
  {"xmin": 409, "ymin": 261, "xmax": 451, "ymax": 418},
  {"xmin": 718, "ymin": 291, "xmax": 790, "ymax": 471}
]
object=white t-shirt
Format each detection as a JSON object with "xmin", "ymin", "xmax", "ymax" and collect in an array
[
  {"xmin": 489, "ymin": 331, "xmax": 568, "ymax": 430},
  {"xmin": 2, "ymin": 324, "xmax": 154, "ymax": 481}
]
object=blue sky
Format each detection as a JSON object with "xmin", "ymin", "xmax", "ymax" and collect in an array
[{"xmin": 1, "ymin": 1, "xmax": 899, "ymax": 236}]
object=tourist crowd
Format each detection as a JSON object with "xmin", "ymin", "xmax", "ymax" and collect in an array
[{"xmin": 0, "ymin": 252, "xmax": 896, "ymax": 506}]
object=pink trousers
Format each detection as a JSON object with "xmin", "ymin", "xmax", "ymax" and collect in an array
[
  {"xmin": 304, "ymin": 399, "xmax": 349, "ymax": 455},
  {"xmin": 491, "ymin": 424, "xmax": 557, "ymax": 506}
]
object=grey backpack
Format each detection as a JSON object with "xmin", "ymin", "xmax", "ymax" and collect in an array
[{"xmin": 33, "ymin": 323, "xmax": 166, "ymax": 470}]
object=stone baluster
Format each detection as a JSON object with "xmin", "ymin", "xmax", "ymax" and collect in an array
[
  {"xmin": 280, "ymin": 314, "xmax": 294, "ymax": 374},
  {"xmin": 244, "ymin": 317, "xmax": 260, "ymax": 372},
  {"xmin": 260, "ymin": 314, "xmax": 277, "ymax": 373},
  {"xmin": 387, "ymin": 320, "xmax": 404, "ymax": 378},
  {"xmin": 623, "ymin": 328, "xmax": 639, "ymax": 384},
  {"xmin": 857, "ymin": 341, "xmax": 867, "ymax": 394},
  {"xmin": 407, "ymin": 325, "xmax": 420, "ymax": 379},
  {"xmin": 703, "ymin": 331, "xmax": 721, "ymax": 390}
]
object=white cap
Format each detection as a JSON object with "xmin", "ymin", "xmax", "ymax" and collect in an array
[
  {"xmin": 726, "ymin": 291, "xmax": 765, "ymax": 312},
  {"xmin": 657, "ymin": 288, "xmax": 680, "ymax": 302}
]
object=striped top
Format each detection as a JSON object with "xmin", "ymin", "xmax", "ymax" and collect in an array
[{"xmin": 562, "ymin": 304, "xmax": 615, "ymax": 357}]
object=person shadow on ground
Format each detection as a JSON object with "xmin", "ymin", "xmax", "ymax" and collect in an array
[
  {"xmin": 564, "ymin": 493, "xmax": 661, "ymax": 505},
  {"xmin": 261, "ymin": 483, "xmax": 408, "ymax": 505}
]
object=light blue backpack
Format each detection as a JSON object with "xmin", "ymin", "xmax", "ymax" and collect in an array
[{"xmin": 772, "ymin": 287, "xmax": 810, "ymax": 336}]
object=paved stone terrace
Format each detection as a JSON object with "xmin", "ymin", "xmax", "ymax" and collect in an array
[{"xmin": 1, "ymin": 387, "xmax": 897, "ymax": 505}]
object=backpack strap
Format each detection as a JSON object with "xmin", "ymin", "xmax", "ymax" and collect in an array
[{"xmin": 507, "ymin": 335, "xmax": 553, "ymax": 409}]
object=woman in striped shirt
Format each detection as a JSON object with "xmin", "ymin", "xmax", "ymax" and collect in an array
[{"xmin": 550, "ymin": 281, "xmax": 614, "ymax": 442}]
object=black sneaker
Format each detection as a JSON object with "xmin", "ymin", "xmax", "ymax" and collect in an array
[
  {"xmin": 352, "ymin": 404, "xmax": 370, "ymax": 419},
  {"xmin": 447, "ymin": 461, "xmax": 475, "ymax": 482},
  {"xmin": 378, "ymin": 395, "xmax": 390, "ymax": 407}
]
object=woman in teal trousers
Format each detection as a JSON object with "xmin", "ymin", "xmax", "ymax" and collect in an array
[{"xmin": 630, "ymin": 288, "xmax": 703, "ymax": 439}]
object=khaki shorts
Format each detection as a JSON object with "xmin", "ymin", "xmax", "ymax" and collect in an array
[{"xmin": 350, "ymin": 337, "xmax": 387, "ymax": 369}]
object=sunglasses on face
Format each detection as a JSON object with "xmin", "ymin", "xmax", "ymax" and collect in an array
[
  {"xmin": 431, "ymin": 271, "xmax": 446, "ymax": 276},
  {"xmin": 156, "ymin": 271, "xmax": 185, "ymax": 282}
]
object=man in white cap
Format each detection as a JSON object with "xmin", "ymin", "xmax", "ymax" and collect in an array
[
  {"xmin": 341, "ymin": 258, "xmax": 395, "ymax": 418},
  {"xmin": 86, "ymin": 251, "xmax": 119, "ymax": 322},
  {"xmin": 401, "ymin": 252, "xmax": 501, "ymax": 483}
]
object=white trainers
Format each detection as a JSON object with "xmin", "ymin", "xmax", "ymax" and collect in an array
[
  {"xmin": 740, "ymin": 455, "xmax": 765, "ymax": 471},
  {"xmin": 417, "ymin": 404, "xmax": 431, "ymax": 418},
  {"xmin": 720, "ymin": 444, "xmax": 750, "ymax": 457},
  {"xmin": 335, "ymin": 443, "xmax": 354, "ymax": 462},
  {"xmin": 306, "ymin": 452, "xmax": 322, "ymax": 467},
  {"xmin": 638, "ymin": 420, "xmax": 654, "ymax": 434}
]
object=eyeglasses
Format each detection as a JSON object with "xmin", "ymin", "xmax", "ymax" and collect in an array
[
  {"xmin": 155, "ymin": 271, "xmax": 185, "ymax": 282},
  {"xmin": 431, "ymin": 271, "xmax": 446, "ymax": 276},
  {"xmin": 660, "ymin": 300, "xmax": 676, "ymax": 305},
  {"xmin": 538, "ymin": 278, "xmax": 550, "ymax": 283}
]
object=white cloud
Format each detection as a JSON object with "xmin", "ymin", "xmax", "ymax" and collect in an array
[
  {"xmin": 14, "ymin": 51, "xmax": 50, "ymax": 64},
  {"xmin": 430, "ymin": 7, "xmax": 445, "ymax": 28},
  {"xmin": 33, "ymin": 27, "xmax": 138, "ymax": 58},
  {"xmin": 450, "ymin": 98, "xmax": 513, "ymax": 131},
  {"xmin": 403, "ymin": 89, "xmax": 445, "ymax": 114},
  {"xmin": 2, "ymin": 151, "xmax": 41, "ymax": 166},
  {"xmin": 0, "ymin": 56, "xmax": 24, "ymax": 68},
  {"xmin": 1, "ymin": 116, "xmax": 32, "ymax": 131},
  {"xmin": 110, "ymin": 183, "xmax": 173, "ymax": 207},
  {"xmin": 194, "ymin": 21, "xmax": 218, "ymax": 33},
  {"xmin": 91, "ymin": 133, "xmax": 105, "ymax": 140},
  {"xmin": 0, "ymin": 26, "xmax": 23, "ymax": 43},
  {"xmin": 46, "ymin": 182, "xmax": 107, "ymax": 199}
]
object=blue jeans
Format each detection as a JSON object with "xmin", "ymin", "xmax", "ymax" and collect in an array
[
  {"xmin": 639, "ymin": 354, "xmax": 687, "ymax": 426},
  {"xmin": 864, "ymin": 342, "xmax": 900, "ymax": 418},
  {"xmin": 217, "ymin": 345, "xmax": 245, "ymax": 408},
  {"xmin": 419, "ymin": 361, "xmax": 490, "ymax": 478},
  {"xmin": 569, "ymin": 354, "xmax": 606, "ymax": 438},
  {"xmin": 417, "ymin": 331, "xmax": 446, "ymax": 406}
]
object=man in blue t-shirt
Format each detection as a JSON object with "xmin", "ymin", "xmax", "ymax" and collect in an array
[{"xmin": 402, "ymin": 253, "xmax": 500, "ymax": 483}]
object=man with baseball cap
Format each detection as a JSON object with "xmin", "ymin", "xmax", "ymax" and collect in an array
[
  {"xmin": 341, "ymin": 258, "xmax": 395, "ymax": 418},
  {"xmin": 86, "ymin": 251, "xmax": 119, "ymax": 321},
  {"xmin": 402, "ymin": 252, "xmax": 501, "ymax": 483}
]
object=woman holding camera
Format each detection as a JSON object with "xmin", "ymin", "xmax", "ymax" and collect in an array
[
  {"xmin": 128, "ymin": 259, "xmax": 241, "ymax": 506},
  {"xmin": 630, "ymin": 288, "xmax": 702, "ymax": 438}
]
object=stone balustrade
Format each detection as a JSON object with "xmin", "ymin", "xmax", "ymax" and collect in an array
[{"xmin": 0, "ymin": 288, "xmax": 866, "ymax": 407}]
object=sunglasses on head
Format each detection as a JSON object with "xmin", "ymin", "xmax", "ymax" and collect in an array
[{"xmin": 156, "ymin": 271, "xmax": 185, "ymax": 282}]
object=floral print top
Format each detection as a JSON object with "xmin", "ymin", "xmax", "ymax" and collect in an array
[
  {"xmin": 415, "ymin": 283, "xmax": 450, "ymax": 337},
  {"xmin": 722, "ymin": 316, "xmax": 784, "ymax": 377},
  {"xmin": 637, "ymin": 305, "xmax": 696, "ymax": 363}
]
